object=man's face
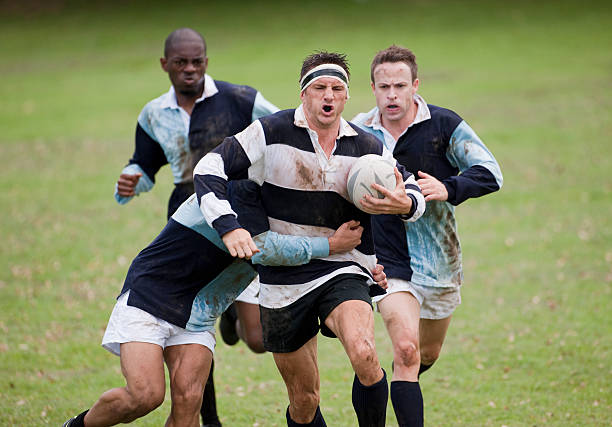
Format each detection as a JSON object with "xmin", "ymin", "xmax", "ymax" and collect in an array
[
  {"xmin": 300, "ymin": 76, "xmax": 348, "ymax": 129},
  {"xmin": 371, "ymin": 61, "xmax": 418, "ymax": 123},
  {"xmin": 161, "ymin": 39, "xmax": 207, "ymax": 96}
]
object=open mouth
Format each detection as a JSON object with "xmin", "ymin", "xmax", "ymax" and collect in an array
[
  {"xmin": 387, "ymin": 104, "xmax": 399, "ymax": 110},
  {"xmin": 323, "ymin": 105, "xmax": 333, "ymax": 113}
]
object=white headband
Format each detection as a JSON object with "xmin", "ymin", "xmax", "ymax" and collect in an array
[{"xmin": 300, "ymin": 63, "xmax": 349, "ymax": 96}]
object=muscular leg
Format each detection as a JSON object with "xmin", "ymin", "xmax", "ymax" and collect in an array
[
  {"xmin": 84, "ymin": 342, "xmax": 166, "ymax": 426},
  {"xmin": 379, "ymin": 292, "xmax": 421, "ymax": 381},
  {"xmin": 235, "ymin": 301, "xmax": 265, "ymax": 353},
  {"xmin": 325, "ymin": 300, "xmax": 383, "ymax": 384},
  {"xmin": 378, "ymin": 292, "xmax": 424, "ymax": 427},
  {"xmin": 325, "ymin": 300, "xmax": 387, "ymax": 427},
  {"xmin": 164, "ymin": 344, "xmax": 213, "ymax": 427},
  {"xmin": 272, "ymin": 336, "xmax": 321, "ymax": 424},
  {"xmin": 419, "ymin": 316, "xmax": 452, "ymax": 372}
]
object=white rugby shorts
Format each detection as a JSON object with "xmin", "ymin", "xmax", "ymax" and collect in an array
[
  {"xmin": 235, "ymin": 275, "xmax": 260, "ymax": 305},
  {"xmin": 102, "ymin": 291, "xmax": 216, "ymax": 356},
  {"xmin": 373, "ymin": 278, "xmax": 461, "ymax": 319}
]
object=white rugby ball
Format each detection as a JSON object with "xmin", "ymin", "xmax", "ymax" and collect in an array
[{"xmin": 347, "ymin": 154, "xmax": 396, "ymax": 213}]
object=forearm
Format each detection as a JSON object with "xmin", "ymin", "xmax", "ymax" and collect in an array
[{"xmin": 251, "ymin": 231, "xmax": 329, "ymax": 266}]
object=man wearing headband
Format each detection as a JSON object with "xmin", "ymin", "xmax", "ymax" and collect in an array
[
  {"xmin": 353, "ymin": 45, "xmax": 503, "ymax": 426},
  {"xmin": 192, "ymin": 51, "xmax": 425, "ymax": 426}
]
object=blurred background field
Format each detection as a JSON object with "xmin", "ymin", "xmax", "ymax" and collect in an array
[{"xmin": 0, "ymin": 0, "xmax": 610, "ymax": 425}]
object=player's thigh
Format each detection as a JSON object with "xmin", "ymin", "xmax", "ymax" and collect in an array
[
  {"xmin": 235, "ymin": 301, "xmax": 262, "ymax": 331},
  {"xmin": 164, "ymin": 344, "xmax": 213, "ymax": 397},
  {"xmin": 120, "ymin": 342, "xmax": 166, "ymax": 398},
  {"xmin": 378, "ymin": 291, "xmax": 421, "ymax": 348},
  {"xmin": 272, "ymin": 335, "xmax": 319, "ymax": 397},
  {"xmin": 325, "ymin": 299, "xmax": 376, "ymax": 347},
  {"xmin": 419, "ymin": 316, "xmax": 452, "ymax": 361}
]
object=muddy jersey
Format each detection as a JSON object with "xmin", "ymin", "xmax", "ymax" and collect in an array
[
  {"xmin": 353, "ymin": 100, "xmax": 503, "ymax": 287},
  {"xmin": 193, "ymin": 106, "xmax": 425, "ymax": 309},
  {"xmin": 120, "ymin": 181, "xmax": 329, "ymax": 332},
  {"xmin": 114, "ymin": 74, "xmax": 278, "ymax": 216}
]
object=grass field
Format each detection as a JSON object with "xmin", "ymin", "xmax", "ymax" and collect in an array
[{"xmin": 1, "ymin": 0, "xmax": 611, "ymax": 425}]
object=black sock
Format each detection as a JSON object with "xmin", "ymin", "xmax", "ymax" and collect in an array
[
  {"xmin": 418, "ymin": 362, "xmax": 433, "ymax": 378},
  {"xmin": 390, "ymin": 381, "xmax": 424, "ymax": 427},
  {"xmin": 70, "ymin": 410, "xmax": 88, "ymax": 427},
  {"xmin": 286, "ymin": 406, "xmax": 326, "ymax": 426},
  {"xmin": 200, "ymin": 359, "xmax": 221, "ymax": 426},
  {"xmin": 351, "ymin": 369, "xmax": 388, "ymax": 427}
]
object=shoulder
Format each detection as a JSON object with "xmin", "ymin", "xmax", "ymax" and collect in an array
[
  {"xmin": 428, "ymin": 104, "xmax": 463, "ymax": 129},
  {"xmin": 138, "ymin": 92, "xmax": 173, "ymax": 127},
  {"xmin": 258, "ymin": 109, "xmax": 295, "ymax": 128},
  {"xmin": 351, "ymin": 106, "xmax": 378, "ymax": 127},
  {"xmin": 348, "ymin": 123, "xmax": 385, "ymax": 155},
  {"xmin": 213, "ymin": 80, "xmax": 258, "ymax": 100}
]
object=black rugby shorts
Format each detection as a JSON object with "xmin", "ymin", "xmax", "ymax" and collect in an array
[{"xmin": 260, "ymin": 273, "xmax": 372, "ymax": 353}]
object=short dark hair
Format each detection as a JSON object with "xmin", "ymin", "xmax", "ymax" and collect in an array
[
  {"xmin": 164, "ymin": 28, "xmax": 206, "ymax": 58},
  {"xmin": 370, "ymin": 45, "xmax": 417, "ymax": 83},
  {"xmin": 300, "ymin": 51, "xmax": 350, "ymax": 82}
]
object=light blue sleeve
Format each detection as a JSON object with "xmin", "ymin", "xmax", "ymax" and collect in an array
[
  {"xmin": 251, "ymin": 231, "xmax": 329, "ymax": 266},
  {"xmin": 445, "ymin": 121, "xmax": 503, "ymax": 188},
  {"xmin": 186, "ymin": 233, "xmax": 329, "ymax": 332},
  {"xmin": 251, "ymin": 92, "xmax": 280, "ymax": 121},
  {"xmin": 113, "ymin": 163, "xmax": 155, "ymax": 205}
]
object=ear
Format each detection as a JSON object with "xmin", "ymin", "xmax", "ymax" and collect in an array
[
  {"xmin": 412, "ymin": 78, "xmax": 419, "ymax": 92},
  {"xmin": 203, "ymin": 56, "xmax": 209, "ymax": 71},
  {"xmin": 160, "ymin": 57, "xmax": 169, "ymax": 72},
  {"xmin": 300, "ymin": 89, "xmax": 305, "ymax": 102},
  {"xmin": 370, "ymin": 81, "xmax": 375, "ymax": 92}
]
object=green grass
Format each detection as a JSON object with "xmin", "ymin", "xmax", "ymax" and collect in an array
[{"xmin": 1, "ymin": 0, "xmax": 611, "ymax": 425}]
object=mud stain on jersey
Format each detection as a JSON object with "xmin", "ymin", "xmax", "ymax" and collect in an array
[{"xmin": 295, "ymin": 157, "xmax": 323, "ymax": 190}]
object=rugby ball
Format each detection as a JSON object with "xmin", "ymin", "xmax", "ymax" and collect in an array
[{"xmin": 347, "ymin": 154, "xmax": 396, "ymax": 213}]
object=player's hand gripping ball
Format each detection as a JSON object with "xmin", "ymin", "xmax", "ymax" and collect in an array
[{"xmin": 347, "ymin": 154, "xmax": 396, "ymax": 213}]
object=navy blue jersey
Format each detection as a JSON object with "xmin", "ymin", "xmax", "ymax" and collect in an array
[{"xmin": 353, "ymin": 101, "xmax": 503, "ymax": 287}]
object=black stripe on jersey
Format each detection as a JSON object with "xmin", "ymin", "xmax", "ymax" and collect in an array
[
  {"xmin": 405, "ymin": 194, "xmax": 417, "ymax": 218},
  {"xmin": 130, "ymin": 123, "xmax": 168, "ymax": 182},
  {"xmin": 406, "ymin": 184, "xmax": 421, "ymax": 193},
  {"xmin": 258, "ymin": 259, "xmax": 372, "ymax": 286},
  {"xmin": 259, "ymin": 110, "xmax": 316, "ymax": 153},
  {"xmin": 262, "ymin": 182, "xmax": 366, "ymax": 229},
  {"xmin": 195, "ymin": 174, "xmax": 229, "ymax": 201},
  {"xmin": 336, "ymin": 128, "xmax": 384, "ymax": 157},
  {"xmin": 261, "ymin": 182, "xmax": 374, "ymax": 255},
  {"xmin": 211, "ymin": 136, "xmax": 252, "ymax": 179},
  {"xmin": 229, "ymin": 180, "xmax": 269, "ymax": 237}
]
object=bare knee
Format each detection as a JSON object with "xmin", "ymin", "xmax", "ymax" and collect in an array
[
  {"xmin": 120, "ymin": 386, "xmax": 164, "ymax": 418},
  {"xmin": 171, "ymin": 380, "xmax": 204, "ymax": 411},
  {"xmin": 347, "ymin": 337, "xmax": 381, "ymax": 383},
  {"xmin": 394, "ymin": 337, "xmax": 420, "ymax": 369}
]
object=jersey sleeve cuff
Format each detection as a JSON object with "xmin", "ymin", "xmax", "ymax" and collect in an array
[
  {"xmin": 310, "ymin": 237, "xmax": 330, "ymax": 258},
  {"xmin": 212, "ymin": 214, "xmax": 242, "ymax": 237}
]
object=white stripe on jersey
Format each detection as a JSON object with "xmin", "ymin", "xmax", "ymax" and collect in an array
[
  {"xmin": 194, "ymin": 152, "xmax": 228, "ymax": 180},
  {"xmin": 259, "ymin": 266, "xmax": 371, "ymax": 309},
  {"xmin": 268, "ymin": 217, "xmax": 377, "ymax": 270},
  {"xmin": 199, "ymin": 192, "xmax": 234, "ymax": 228}
]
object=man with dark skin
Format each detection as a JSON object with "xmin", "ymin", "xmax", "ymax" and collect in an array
[{"xmin": 113, "ymin": 28, "xmax": 278, "ymax": 427}]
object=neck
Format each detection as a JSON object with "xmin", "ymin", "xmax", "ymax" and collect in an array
[{"xmin": 175, "ymin": 82, "xmax": 205, "ymax": 115}]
